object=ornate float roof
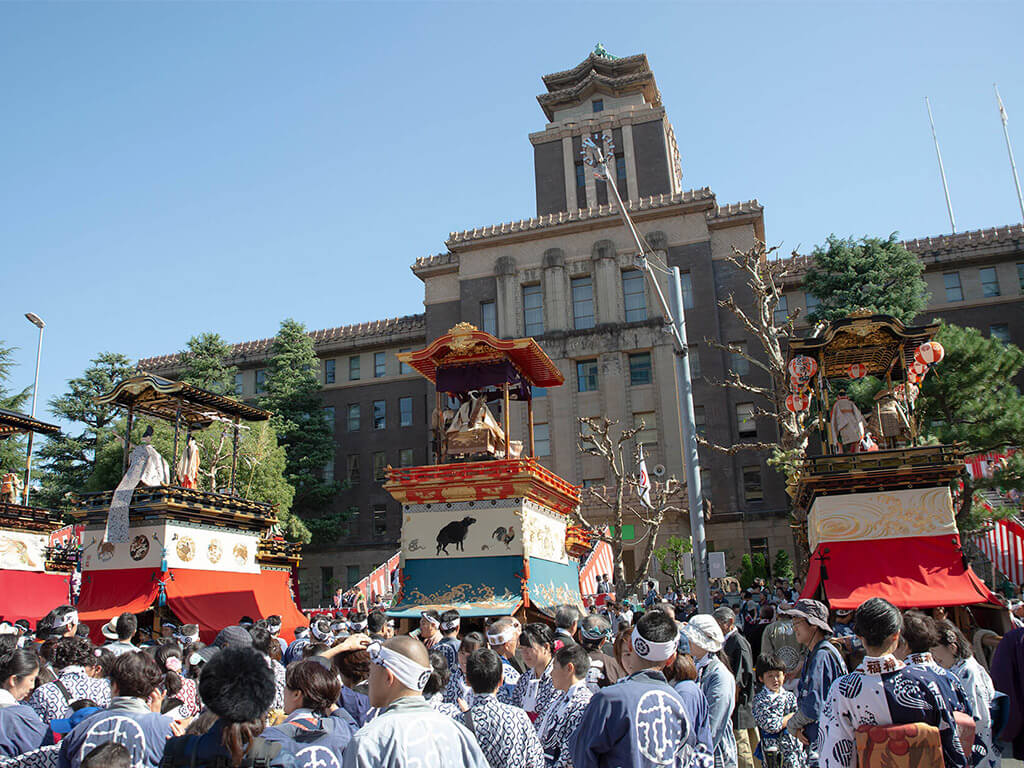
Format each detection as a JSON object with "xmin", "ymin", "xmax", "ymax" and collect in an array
[
  {"xmin": 0, "ymin": 408, "xmax": 60, "ymax": 439},
  {"xmin": 95, "ymin": 373, "xmax": 271, "ymax": 429},
  {"xmin": 397, "ymin": 324, "xmax": 565, "ymax": 389},
  {"xmin": 788, "ymin": 312, "xmax": 939, "ymax": 380}
]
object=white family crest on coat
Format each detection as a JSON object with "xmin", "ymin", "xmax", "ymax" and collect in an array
[
  {"xmin": 635, "ymin": 689, "xmax": 686, "ymax": 763},
  {"xmin": 80, "ymin": 715, "xmax": 147, "ymax": 768},
  {"xmin": 295, "ymin": 744, "xmax": 342, "ymax": 768}
]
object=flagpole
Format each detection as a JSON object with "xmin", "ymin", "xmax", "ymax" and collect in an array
[
  {"xmin": 925, "ymin": 97, "xmax": 957, "ymax": 233},
  {"xmin": 995, "ymin": 84, "xmax": 1024, "ymax": 223}
]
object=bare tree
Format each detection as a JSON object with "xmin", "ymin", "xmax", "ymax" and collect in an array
[{"xmin": 571, "ymin": 415, "xmax": 685, "ymax": 597}]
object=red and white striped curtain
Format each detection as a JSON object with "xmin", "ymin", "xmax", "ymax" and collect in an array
[
  {"xmin": 974, "ymin": 516, "xmax": 1024, "ymax": 586},
  {"xmin": 355, "ymin": 551, "xmax": 400, "ymax": 599},
  {"xmin": 579, "ymin": 540, "xmax": 615, "ymax": 596}
]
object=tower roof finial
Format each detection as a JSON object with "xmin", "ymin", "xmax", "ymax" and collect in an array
[{"xmin": 593, "ymin": 43, "xmax": 618, "ymax": 60}]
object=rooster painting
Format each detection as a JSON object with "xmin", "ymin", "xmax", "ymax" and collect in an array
[{"xmin": 492, "ymin": 526, "xmax": 515, "ymax": 550}]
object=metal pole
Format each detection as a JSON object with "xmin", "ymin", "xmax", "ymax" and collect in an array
[
  {"xmin": 230, "ymin": 418, "xmax": 240, "ymax": 495},
  {"xmin": 583, "ymin": 135, "xmax": 711, "ymax": 612},
  {"xmin": 995, "ymin": 85, "xmax": 1024, "ymax": 223},
  {"xmin": 23, "ymin": 321, "xmax": 44, "ymax": 505},
  {"xmin": 925, "ymin": 97, "xmax": 957, "ymax": 233},
  {"xmin": 668, "ymin": 267, "xmax": 712, "ymax": 613}
]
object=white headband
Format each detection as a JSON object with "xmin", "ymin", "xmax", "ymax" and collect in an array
[
  {"xmin": 487, "ymin": 626, "xmax": 517, "ymax": 646},
  {"xmin": 349, "ymin": 620, "xmax": 368, "ymax": 631},
  {"xmin": 54, "ymin": 611, "xmax": 78, "ymax": 629},
  {"xmin": 631, "ymin": 625, "xmax": 677, "ymax": 662},
  {"xmin": 368, "ymin": 642, "xmax": 431, "ymax": 691},
  {"xmin": 175, "ymin": 631, "xmax": 200, "ymax": 646},
  {"xmin": 421, "ymin": 614, "xmax": 440, "ymax": 626},
  {"xmin": 440, "ymin": 619, "xmax": 460, "ymax": 631}
]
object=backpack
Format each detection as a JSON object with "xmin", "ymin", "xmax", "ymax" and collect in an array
[{"xmin": 159, "ymin": 734, "xmax": 283, "ymax": 768}]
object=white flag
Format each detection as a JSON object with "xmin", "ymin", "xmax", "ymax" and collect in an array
[{"xmin": 638, "ymin": 446, "xmax": 653, "ymax": 509}]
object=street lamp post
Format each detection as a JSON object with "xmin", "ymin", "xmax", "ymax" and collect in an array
[
  {"xmin": 24, "ymin": 312, "xmax": 45, "ymax": 505},
  {"xmin": 582, "ymin": 135, "xmax": 712, "ymax": 613}
]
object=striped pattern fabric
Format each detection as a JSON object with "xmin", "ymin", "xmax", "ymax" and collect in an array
[
  {"xmin": 973, "ymin": 516, "xmax": 1024, "ymax": 586},
  {"xmin": 579, "ymin": 540, "xmax": 614, "ymax": 596}
]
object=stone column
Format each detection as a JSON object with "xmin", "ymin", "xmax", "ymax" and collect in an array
[
  {"xmin": 562, "ymin": 135, "xmax": 577, "ymax": 211},
  {"xmin": 494, "ymin": 255, "xmax": 518, "ymax": 337},
  {"xmin": 541, "ymin": 248, "xmax": 568, "ymax": 332},
  {"xmin": 621, "ymin": 122, "xmax": 639, "ymax": 203},
  {"xmin": 591, "ymin": 240, "xmax": 619, "ymax": 325}
]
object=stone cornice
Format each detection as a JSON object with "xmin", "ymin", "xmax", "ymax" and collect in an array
[
  {"xmin": 538, "ymin": 70, "xmax": 659, "ymax": 121},
  {"xmin": 541, "ymin": 53, "xmax": 651, "ymax": 90},
  {"xmin": 528, "ymin": 105, "xmax": 667, "ymax": 146}
]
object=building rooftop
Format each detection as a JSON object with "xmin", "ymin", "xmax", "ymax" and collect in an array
[
  {"xmin": 538, "ymin": 51, "xmax": 660, "ymax": 120},
  {"xmin": 137, "ymin": 314, "xmax": 426, "ymax": 372}
]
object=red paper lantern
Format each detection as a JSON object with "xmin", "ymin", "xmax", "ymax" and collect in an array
[
  {"xmin": 789, "ymin": 376, "xmax": 806, "ymax": 392},
  {"xmin": 909, "ymin": 361, "xmax": 928, "ymax": 377},
  {"xmin": 788, "ymin": 356, "xmax": 818, "ymax": 381},
  {"xmin": 847, "ymin": 363, "xmax": 868, "ymax": 379},
  {"xmin": 785, "ymin": 392, "xmax": 811, "ymax": 413},
  {"xmin": 915, "ymin": 341, "xmax": 945, "ymax": 366}
]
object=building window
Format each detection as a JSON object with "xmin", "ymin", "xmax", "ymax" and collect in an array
[
  {"xmin": 633, "ymin": 411, "xmax": 658, "ymax": 451},
  {"xmin": 943, "ymin": 272, "xmax": 963, "ymax": 302},
  {"xmin": 399, "ymin": 396, "xmax": 413, "ymax": 427},
  {"xmin": 730, "ymin": 342, "xmax": 749, "ymax": 375},
  {"xmin": 373, "ymin": 452, "xmax": 387, "ymax": 482},
  {"xmin": 346, "ymin": 565, "xmax": 360, "ymax": 587},
  {"xmin": 373, "ymin": 505, "xmax": 387, "ymax": 537},
  {"xmin": 582, "ymin": 478, "xmax": 602, "ymax": 488},
  {"xmin": 629, "ymin": 352, "xmax": 652, "ymax": 386},
  {"xmin": 348, "ymin": 356, "xmax": 360, "ymax": 381},
  {"xmin": 374, "ymin": 352, "xmax": 386, "ymax": 378},
  {"xmin": 743, "ymin": 466, "xmax": 764, "ymax": 503},
  {"xmin": 324, "ymin": 359, "xmax": 336, "ymax": 384},
  {"xmin": 321, "ymin": 566, "xmax": 334, "ymax": 600},
  {"xmin": 480, "ymin": 301, "xmax": 497, "ymax": 336},
  {"xmin": 347, "ymin": 454, "xmax": 360, "ymax": 485},
  {"xmin": 373, "ymin": 400, "xmax": 386, "ymax": 430},
  {"xmin": 577, "ymin": 359, "xmax": 599, "ymax": 392},
  {"xmin": 680, "ymin": 272, "xmax": 694, "ymax": 310},
  {"xmin": 323, "ymin": 406, "xmax": 335, "ymax": 433},
  {"xmin": 688, "ymin": 345, "xmax": 701, "ymax": 379},
  {"xmin": 991, "ymin": 324, "xmax": 1011, "ymax": 343},
  {"xmin": 399, "ymin": 448, "xmax": 414, "ymax": 467},
  {"xmin": 592, "ymin": 99, "xmax": 604, "ymax": 113},
  {"xmin": 805, "ymin": 292, "xmax": 820, "ymax": 314},
  {"xmin": 736, "ymin": 403, "xmax": 756, "ymax": 437},
  {"xmin": 572, "ymin": 276, "xmax": 595, "ymax": 329},
  {"xmin": 694, "ymin": 405, "xmax": 706, "ymax": 436},
  {"xmin": 255, "ymin": 368, "xmax": 267, "ymax": 394},
  {"xmin": 700, "ymin": 468, "xmax": 711, "ymax": 500},
  {"xmin": 749, "ymin": 537, "xmax": 769, "ymax": 565},
  {"xmin": 575, "ymin": 164, "xmax": 587, "ymax": 207},
  {"xmin": 347, "ymin": 404, "xmax": 360, "ymax": 432},
  {"xmin": 774, "ymin": 295, "xmax": 789, "ymax": 325},
  {"xmin": 615, "ymin": 155, "xmax": 627, "ymax": 183},
  {"xmin": 398, "ymin": 348, "xmax": 412, "ymax": 375},
  {"xmin": 980, "ymin": 266, "xmax": 1001, "ymax": 297},
  {"xmin": 234, "ymin": 372, "xmax": 244, "ymax": 396},
  {"xmin": 622, "ymin": 269, "xmax": 646, "ymax": 322},
  {"xmin": 523, "ymin": 284, "xmax": 544, "ymax": 337},
  {"xmin": 535, "ymin": 423, "xmax": 551, "ymax": 456},
  {"xmin": 1017, "ymin": 262, "xmax": 1024, "ymax": 292},
  {"xmin": 323, "ymin": 459, "xmax": 334, "ymax": 484}
]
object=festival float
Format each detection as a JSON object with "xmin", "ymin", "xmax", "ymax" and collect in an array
[
  {"xmin": 0, "ymin": 408, "xmax": 74, "ymax": 622},
  {"xmin": 71, "ymin": 374, "xmax": 305, "ymax": 641},
  {"xmin": 788, "ymin": 312, "xmax": 1007, "ymax": 629},
  {"xmin": 383, "ymin": 323, "xmax": 585, "ymax": 624}
]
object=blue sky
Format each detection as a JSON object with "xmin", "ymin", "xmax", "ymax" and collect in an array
[{"xmin": 2, "ymin": 1, "xmax": 1023, "ymax": 421}]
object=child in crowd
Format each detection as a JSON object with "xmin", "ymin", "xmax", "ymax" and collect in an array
[
  {"xmin": 751, "ymin": 653, "xmax": 805, "ymax": 768},
  {"xmin": 81, "ymin": 743, "xmax": 130, "ymax": 768}
]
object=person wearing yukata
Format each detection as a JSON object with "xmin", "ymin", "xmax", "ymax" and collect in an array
[
  {"xmin": 423, "ymin": 651, "xmax": 461, "ymax": 718},
  {"xmin": 435, "ymin": 609, "xmax": 462, "ymax": 676},
  {"xmin": 462, "ymin": 648, "xmax": 545, "ymax": 768},
  {"xmin": 681, "ymin": 614, "xmax": 737, "ymax": 768},
  {"xmin": 101, "ymin": 613, "xmax": 139, "ymax": 657},
  {"xmin": 664, "ymin": 633, "xmax": 713, "ymax": 757},
  {"xmin": 578, "ymin": 614, "xmax": 625, "ymax": 692},
  {"xmin": 0, "ymin": 643, "xmax": 48, "ymax": 757},
  {"xmin": 537, "ymin": 643, "xmax": 593, "ymax": 768},
  {"xmin": 446, "ymin": 631, "xmax": 486, "ymax": 706},
  {"xmin": 487, "ymin": 617, "xmax": 523, "ymax": 703},
  {"xmin": 751, "ymin": 653, "xmax": 805, "ymax": 768},
  {"xmin": 29, "ymin": 637, "xmax": 111, "ymax": 725},
  {"xmin": 715, "ymin": 606, "xmax": 758, "ymax": 768},
  {"xmin": 418, "ymin": 610, "xmax": 442, "ymax": 650},
  {"xmin": 341, "ymin": 636, "xmax": 489, "ymax": 768},
  {"xmin": 779, "ymin": 599, "xmax": 847, "ymax": 766},
  {"xmin": 930, "ymin": 620, "xmax": 1001, "ymax": 768},
  {"xmin": 817, "ymin": 597, "xmax": 968, "ymax": 768},
  {"xmin": 553, "ymin": 606, "xmax": 579, "ymax": 651},
  {"xmin": 510, "ymin": 623, "xmax": 558, "ymax": 725},
  {"xmin": 262, "ymin": 659, "xmax": 358, "ymax": 768},
  {"xmin": 572, "ymin": 610, "xmax": 713, "ymax": 768},
  {"xmin": 895, "ymin": 611, "xmax": 973, "ymax": 716},
  {"xmin": 989, "ymin": 624, "xmax": 1024, "ymax": 759},
  {"xmin": 58, "ymin": 652, "xmax": 175, "ymax": 768}
]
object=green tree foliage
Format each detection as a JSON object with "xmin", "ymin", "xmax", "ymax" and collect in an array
[
  {"xmin": 36, "ymin": 352, "xmax": 136, "ymax": 508},
  {"xmin": 179, "ymin": 332, "xmax": 237, "ymax": 394},
  {"xmin": 803, "ymin": 234, "xmax": 928, "ymax": 324},
  {"xmin": 773, "ymin": 549, "xmax": 794, "ymax": 581},
  {"xmin": 0, "ymin": 342, "xmax": 31, "ymax": 473},
  {"xmin": 260, "ymin": 319, "xmax": 340, "ymax": 523},
  {"xmin": 752, "ymin": 553, "xmax": 769, "ymax": 581},
  {"xmin": 739, "ymin": 554, "xmax": 755, "ymax": 590},
  {"xmin": 654, "ymin": 535, "xmax": 692, "ymax": 592},
  {"xmin": 916, "ymin": 323, "xmax": 1024, "ymax": 529}
]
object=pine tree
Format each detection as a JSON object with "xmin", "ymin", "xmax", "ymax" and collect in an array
[
  {"xmin": 802, "ymin": 234, "xmax": 929, "ymax": 324},
  {"xmin": 0, "ymin": 341, "xmax": 31, "ymax": 473},
  {"xmin": 773, "ymin": 549, "xmax": 794, "ymax": 581},
  {"xmin": 260, "ymin": 319, "xmax": 339, "ymax": 520},
  {"xmin": 179, "ymin": 333, "xmax": 237, "ymax": 394},
  {"xmin": 739, "ymin": 554, "xmax": 755, "ymax": 590}
]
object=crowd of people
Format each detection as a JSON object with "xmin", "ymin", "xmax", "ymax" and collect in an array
[{"xmin": 0, "ymin": 584, "xmax": 1022, "ymax": 768}]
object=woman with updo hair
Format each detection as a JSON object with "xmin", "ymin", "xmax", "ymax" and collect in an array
[
  {"xmin": 262, "ymin": 659, "xmax": 357, "ymax": 764},
  {"xmin": 155, "ymin": 642, "xmax": 199, "ymax": 718},
  {"xmin": 817, "ymin": 598, "xmax": 969, "ymax": 768},
  {"xmin": 423, "ymin": 651, "xmax": 460, "ymax": 717},
  {"xmin": 27, "ymin": 636, "xmax": 111, "ymax": 724},
  {"xmin": 58, "ymin": 651, "xmax": 174, "ymax": 768},
  {"xmin": 0, "ymin": 639, "xmax": 47, "ymax": 756},
  {"xmin": 510, "ymin": 622, "xmax": 558, "ymax": 723}
]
